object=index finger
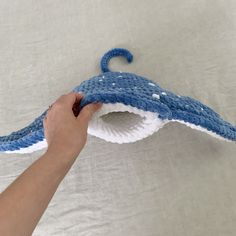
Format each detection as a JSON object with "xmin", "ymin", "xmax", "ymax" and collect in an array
[{"xmin": 57, "ymin": 92, "xmax": 84, "ymax": 107}]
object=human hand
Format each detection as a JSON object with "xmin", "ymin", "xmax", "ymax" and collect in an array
[{"xmin": 43, "ymin": 92, "xmax": 102, "ymax": 159}]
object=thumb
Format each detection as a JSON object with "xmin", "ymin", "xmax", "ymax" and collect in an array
[{"xmin": 78, "ymin": 102, "xmax": 103, "ymax": 123}]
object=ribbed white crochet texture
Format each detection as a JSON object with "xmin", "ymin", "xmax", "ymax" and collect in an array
[{"xmin": 88, "ymin": 103, "xmax": 168, "ymax": 144}]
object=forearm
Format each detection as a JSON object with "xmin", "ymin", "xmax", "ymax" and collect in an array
[{"xmin": 0, "ymin": 149, "xmax": 78, "ymax": 236}]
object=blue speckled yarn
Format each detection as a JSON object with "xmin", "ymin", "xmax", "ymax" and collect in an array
[{"xmin": 0, "ymin": 48, "xmax": 235, "ymax": 153}]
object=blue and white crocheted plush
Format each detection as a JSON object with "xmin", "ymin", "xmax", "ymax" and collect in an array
[{"xmin": 0, "ymin": 48, "xmax": 235, "ymax": 153}]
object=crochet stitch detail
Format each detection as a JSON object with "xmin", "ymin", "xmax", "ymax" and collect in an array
[{"xmin": 0, "ymin": 47, "xmax": 235, "ymax": 153}]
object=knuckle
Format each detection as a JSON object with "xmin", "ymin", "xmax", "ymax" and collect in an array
[
  {"xmin": 79, "ymin": 110, "xmax": 90, "ymax": 121},
  {"xmin": 54, "ymin": 101, "xmax": 63, "ymax": 108},
  {"xmin": 60, "ymin": 94, "xmax": 67, "ymax": 100},
  {"xmin": 55, "ymin": 94, "xmax": 66, "ymax": 103},
  {"xmin": 83, "ymin": 107, "xmax": 92, "ymax": 116}
]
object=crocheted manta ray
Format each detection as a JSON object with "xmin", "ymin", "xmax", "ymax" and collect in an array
[{"xmin": 0, "ymin": 48, "xmax": 235, "ymax": 153}]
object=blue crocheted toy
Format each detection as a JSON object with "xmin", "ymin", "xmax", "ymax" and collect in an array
[{"xmin": 0, "ymin": 48, "xmax": 235, "ymax": 153}]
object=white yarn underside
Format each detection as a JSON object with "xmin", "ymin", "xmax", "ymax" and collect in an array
[
  {"xmin": 87, "ymin": 103, "xmax": 168, "ymax": 144},
  {"xmin": 5, "ymin": 139, "xmax": 48, "ymax": 154},
  {"xmin": 4, "ymin": 103, "xmax": 229, "ymax": 154}
]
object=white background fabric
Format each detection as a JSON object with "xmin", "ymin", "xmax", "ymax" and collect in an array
[{"xmin": 0, "ymin": 1, "xmax": 236, "ymax": 235}]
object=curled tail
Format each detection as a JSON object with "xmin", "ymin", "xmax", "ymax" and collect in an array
[{"xmin": 100, "ymin": 48, "xmax": 133, "ymax": 73}]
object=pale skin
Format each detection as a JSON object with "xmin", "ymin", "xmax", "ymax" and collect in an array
[{"xmin": 0, "ymin": 92, "xmax": 102, "ymax": 236}]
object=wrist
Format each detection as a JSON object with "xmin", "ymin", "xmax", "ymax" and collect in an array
[{"xmin": 43, "ymin": 146, "xmax": 80, "ymax": 167}]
